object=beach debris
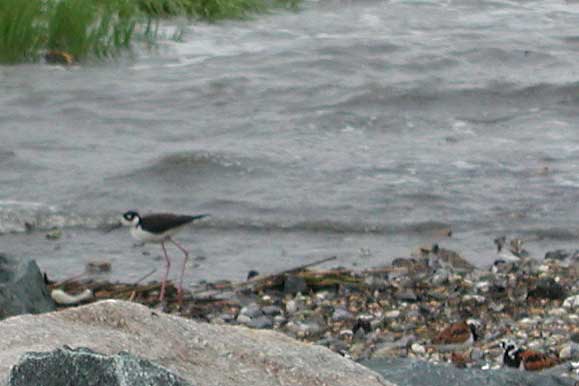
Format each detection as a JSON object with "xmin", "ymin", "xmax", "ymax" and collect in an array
[
  {"xmin": 44, "ymin": 50, "xmax": 74, "ymax": 65},
  {"xmin": 85, "ymin": 260, "xmax": 112, "ymax": 274},
  {"xmin": 51, "ymin": 288, "xmax": 93, "ymax": 305},
  {"xmin": 45, "ymin": 228, "xmax": 63, "ymax": 240}
]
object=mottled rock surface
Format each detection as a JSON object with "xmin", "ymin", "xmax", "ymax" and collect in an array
[
  {"xmin": 0, "ymin": 254, "xmax": 55, "ymax": 319},
  {"xmin": 9, "ymin": 346, "xmax": 192, "ymax": 386},
  {"xmin": 0, "ymin": 300, "xmax": 393, "ymax": 386}
]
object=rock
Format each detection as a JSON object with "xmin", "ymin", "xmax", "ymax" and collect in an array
[
  {"xmin": 283, "ymin": 275, "xmax": 308, "ymax": 294},
  {"xmin": 410, "ymin": 343, "xmax": 426, "ymax": 355},
  {"xmin": 470, "ymin": 348, "xmax": 483, "ymax": 361},
  {"xmin": 247, "ymin": 316, "xmax": 274, "ymax": 329},
  {"xmin": 384, "ymin": 310, "xmax": 401, "ymax": 320},
  {"xmin": 563, "ymin": 295, "xmax": 579, "ymax": 309},
  {"xmin": 395, "ymin": 289, "xmax": 418, "ymax": 302},
  {"xmin": 332, "ymin": 308, "xmax": 354, "ymax": 321},
  {"xmin": 559, "ymin": 343, "xmax": 579, "ymax": 361},
  {"xmin": 236, "ymin": 314, "xmax": 252, "ymax": 324},
  {"xmin": 286, "ymin": 320, "xmax": 323, "ymax": 338},
  {"xmin": 0, "ymin": 301, "xmax": 394, "ymax": 386},
  {"xmin": 240, "ymin": 303, "xmax": 263, "ymax": 318},
  {"xmin": 9, "ymin": 346, "xmax": 192, "ymax": 386},
  {"xmin": 0, "ymin": 254, "xmax": 56, "ymax": 319},
  {"xmin": 527, "ymin": 278, "xmax": 566, "ymax": 300},
  {"xmin": 261, "ymin": 305, "xmax": 283, "ymax": 316}
]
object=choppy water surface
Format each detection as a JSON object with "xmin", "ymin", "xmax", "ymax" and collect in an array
[{"xmin": 1, "ymin": 0, "xmax": 579, "ymax": 284}]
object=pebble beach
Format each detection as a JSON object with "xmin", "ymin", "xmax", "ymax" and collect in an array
[{"xmin": 53, "ymin": 241, "xmax": 579, "ymax": 382}]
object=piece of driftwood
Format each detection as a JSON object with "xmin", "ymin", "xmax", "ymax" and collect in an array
[{"xmin": 235, "ymin": 256, "xmax": 338, "ymax": 292}]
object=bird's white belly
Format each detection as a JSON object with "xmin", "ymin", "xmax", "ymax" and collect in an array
[{"xmin": 130, "ymin": 226, "xmax": 182, "ymax": 243}]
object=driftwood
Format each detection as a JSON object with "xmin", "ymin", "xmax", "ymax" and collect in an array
[
  {"xmin": 47, "ymin": 255, "xmax": 350, "ymax": 309},
  {"xmin": 233, "ymin": 256, "xmax": 339, "ymax": 292}
]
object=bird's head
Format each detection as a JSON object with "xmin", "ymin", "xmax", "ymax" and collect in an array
[
  {"xmin": 466, "ymin": 318, "xmax": 482, "ymax": 341},
  {"xmin": 121, "ymin": 210, "xmax": 141, "ymax": 227},
  {"xmin": 500, "ymin": 339, "xmax": 519, "ymax": 359}
]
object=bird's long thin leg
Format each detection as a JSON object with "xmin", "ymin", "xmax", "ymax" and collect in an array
[
  {"xmin": 169, "ymin": 238, "xmax": 189, "ymax": 302},
  {"xmin": 159, "ymin": 242, "xmax": 171, "ymax": 302}
]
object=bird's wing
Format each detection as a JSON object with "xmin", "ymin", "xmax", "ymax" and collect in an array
[{"xmin": 140, "ymin": 213, "xmax": 208, "ymax": 234}]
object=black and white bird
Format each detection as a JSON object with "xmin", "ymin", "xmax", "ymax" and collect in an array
[
  {"xmin": 500, "ymin": 340, "xmax": 559, "ymax": 371},
  {"xmin": 121, "ymin": 210, "xmax": 209, "ymax": 302}
]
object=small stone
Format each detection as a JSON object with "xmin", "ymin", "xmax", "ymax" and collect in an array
[
  {"xmin": 462, "ymin": 294, "xmax": 486, "ymax": 304},
  {"xmin": 247, "ymin": 316, "xmax": 273, "ymax": 329},
  {"xmin": 332, "ymin": 308, "xmax": 354, "ymax": 321},
  {"xmin": 411, "ymin": 343, "xmax": 426, "ymax": 354},
  {"xmin": 470, "ymin": 348, "xmax": 483, "ymax": 361},
  {"xmin": 246, "ymin": 270, "xmax": 260, "ymax": 280},
  {"xmin": 273, "ymin": 315, "xmax": 287, "ymax": 325},
  {"xmin": 395, "ymin": 289, "xmax": 418, "ymax": 302},
  {"xmin": 384, "ymin": 310, "xmax": 401, "ymax": 319},
  {"xmin": 286, "ymin": 321, "xmax": 322, "ymax": 337},
  {"xmin": 548, "ymin": 308, "xmax": 567, "ymax": 316},
  {"xmin": 236, "ymin": 314, "xmax": 251, "ymax": 324},
  {"xmin": 559, "ymin": 344, "xmax": 573, "ymax": 360},
  {"xmin": 218, "ymin": 313, "xmax": 235, "ymax": 323},
  {"xmin": 563, "ymin": 294, "xmax": 579, "ymax": 309},
  {"xmin": 262, "ymin": 305, "xmax": 282, "ymax": 316},
  {"xmin": 284, "ymin": 275, "xmax": 307, "ymax": 294},
  {"xmin": 527, "ymin": 278, "xmax": 566, "ymax": 300},
  {"xmin": 285, "ymin": 300, "xmax": 299, "ymax": 314},
  {"xmin": 45, "ymin": 228, "xmax": 63, "ymax": 240},
  {"xmin": 240, "ymin": 303, "xmax": 263, "ymax": 318}
]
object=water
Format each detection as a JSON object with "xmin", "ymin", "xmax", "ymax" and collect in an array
[{"xmin": 1, "ymin": 0, "xmax": 579, "ymax": 285}]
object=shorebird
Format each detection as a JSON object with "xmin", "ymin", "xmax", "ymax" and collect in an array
[
  {"xmin": 432, "ymin": 319, "xmax": 481, "ymax": 346},
  {"xmin": 500, "ymin": 340, "xmax": 559, "ymax": 371},
  {"xmin": 121, "ymin": 210, "xmax": 209, "ymax": 302}
]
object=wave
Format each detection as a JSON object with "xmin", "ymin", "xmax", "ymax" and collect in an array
[
  {"xmin": 0, "ymin": 204, "xmax": 451, "ymax": 237},
  {"xmin": 318, "ymin": 81, "xmax": 579, "ymax": 114},
  {"xmin": 111, "ymin": 151, "xmax": 264, "ymax": 185}
]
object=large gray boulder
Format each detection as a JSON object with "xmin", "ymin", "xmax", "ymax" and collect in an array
[
  {"xmin": 10, "ymin": 346, "xmax": 192, "ymax": 386},
  {"xmin": 0, "ymin": 254, "xmax": 55, "ymax": 319},
  {"xmin": 0, "ymin": 300, "xmax": 394, "ymax": 386}
]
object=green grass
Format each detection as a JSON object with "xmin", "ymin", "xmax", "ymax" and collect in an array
[
  {"xmin": 47, "ymin": 0, "xmax": 138, "ymax": 59},
  {"xmin": 0, "ymin": 0, "xmax": 301, "ymax": 64},
  {"xmin": 138, "ymin": 0, "xmax": 300, "ymax": 21},
  {"xmin": 0, "ymin": 0, "xmax": 44, "ymax": 63}
]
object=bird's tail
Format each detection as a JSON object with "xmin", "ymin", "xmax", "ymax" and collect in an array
[{"xmin": 191, "ymin": 214, "xmax": 210, "ymax": 221}]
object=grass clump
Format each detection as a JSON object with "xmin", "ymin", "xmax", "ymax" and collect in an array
[
  {"xmin": 0, "ymin": 0, "xmax": 301, "ymax": 64},
  {"xmin": 137, "ymin": 0, "xmax": 299, "ymax": 21},
  {"xmin": 47, "ymin": 0, "xmax": 138, "ymax": 60},
  {"xmin": 0, "ymin": 0, "xmax": 44, "ymax": 63}
]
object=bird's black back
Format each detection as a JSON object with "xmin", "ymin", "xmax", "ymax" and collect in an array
[{"xmin": 139, "ymin": 213, "xmax": 208, "ymax": 234}]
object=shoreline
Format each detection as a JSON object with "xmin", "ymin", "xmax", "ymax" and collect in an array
[{"xmin": 50, "ymin": 245, "xmax": 579, "ymax": 380}]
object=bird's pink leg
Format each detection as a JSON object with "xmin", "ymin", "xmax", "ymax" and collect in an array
[
  {"xmin": 159, "ymin": 242, "xmax": 171, "ymax": 302},
  {"xmin": 169, "ymin": 238, "xmax": 189, "ymax": 303}
]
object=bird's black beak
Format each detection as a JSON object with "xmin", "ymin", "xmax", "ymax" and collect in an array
[{"xmin": 102, "ymin": 222, "xmax": 123, "ymax": 233}]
